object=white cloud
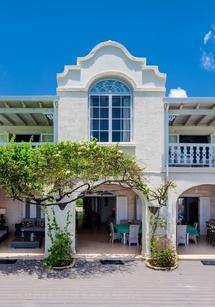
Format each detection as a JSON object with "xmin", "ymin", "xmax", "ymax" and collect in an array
[
  {"xmin": 201, "ymin": 26, "xmax": 215, "ymax": 71},
  {"xmin": 200, "ymin": 51, "xmax": 215, "ymax": 71},
  {"xmin": 204, "ymin": 30, "xmax": 212, "ymax": 45},
  {"xmin": 168, "ymin": 87, "xmax": 188, "ymax": 98}
]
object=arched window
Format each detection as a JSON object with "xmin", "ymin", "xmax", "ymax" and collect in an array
[{"xmin": 89, "ymin": 79, "xmax": 132, "ymax": 142}]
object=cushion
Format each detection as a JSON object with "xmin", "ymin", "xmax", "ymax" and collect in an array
[
  {"xmin": 35, "ymin": 218, "xmax": 45, "ymax": 228},
  {"xmin": 0, "ymin": 230, "xmax": 7, "ymax": 238},
  {"xmin": 22, "ymin": 219, "xmax": 34, "ymax": 228}
]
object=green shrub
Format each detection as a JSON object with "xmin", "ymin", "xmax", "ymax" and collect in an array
[
  {"xmin": 150, "ymin": 237, "xmax": 177, "ymax": 268},
  {"xmin": 44, "ymin": 231, "xmax": 73, "ymax": 268}
]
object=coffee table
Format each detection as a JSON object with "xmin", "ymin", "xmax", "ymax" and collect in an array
[{"xmin": 11, "ymin": 236, "xmax": 42, "ymax": 248}]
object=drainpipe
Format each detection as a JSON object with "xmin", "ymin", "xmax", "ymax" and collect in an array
[{"xmin": 164, "ymin": 101, "xmax": 177, "ymax": 247}]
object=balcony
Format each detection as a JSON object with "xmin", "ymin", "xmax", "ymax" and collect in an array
[{"xmin": 169, "ymin": 143, "xmax": 215, "ymax": 167}]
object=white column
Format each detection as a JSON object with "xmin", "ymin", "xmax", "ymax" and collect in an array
[
  {"xmin": 166, "ymin": 192, "xmax": 177, "ymax": 249},
  {"xmin": 142, "ymin": 198, "xmax": 150, "ymax": 257},
  {"xmin": 53, "ymin": 100, "xmax": 58, "ymax": 143},
  {"xmin": 44, "ymin": 198, "xmax": 76, "ymax": 257}
]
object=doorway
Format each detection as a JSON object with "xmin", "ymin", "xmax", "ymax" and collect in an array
[
  {"xmin": 81, "ymin": 196, "xmax": 116, "ymax": 231},
  {"xmin": 177, "ymin": 197, "xmax": 199, "ymax": 226}
]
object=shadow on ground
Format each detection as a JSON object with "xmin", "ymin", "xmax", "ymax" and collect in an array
[{"xmin": 0, "ymin": 259, "xmax": 137, "ymax": 279}]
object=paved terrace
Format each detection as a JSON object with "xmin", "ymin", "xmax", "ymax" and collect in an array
[{"xmin": 0, "ymin": 260, "xmax": 215, "ymax": 306}]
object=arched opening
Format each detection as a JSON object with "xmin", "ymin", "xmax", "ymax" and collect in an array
[
  {"xmin": 89, "ymin": 78, "xmax": 133, "ymax": 143},
  {"xmin": 176, "ymin": 184, "xmax": 215, "ymax": 256},
  {"xmin": 75, "ymin": 184, "xmax": 144, "ymax": 256}
]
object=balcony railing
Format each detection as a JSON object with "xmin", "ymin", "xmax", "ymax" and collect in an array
[{"xmin": 169, "ymin": 143, "xmax": 215, "ymax": 167}]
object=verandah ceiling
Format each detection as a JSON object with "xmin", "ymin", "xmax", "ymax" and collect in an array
[{"xmin": 0, "ymin": 96, "xmax": 55, "ymax": 126}]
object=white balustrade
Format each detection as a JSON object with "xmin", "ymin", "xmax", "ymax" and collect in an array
[{"xmin": 169, "ymin": 143, "xmax": 215, "ymax": 167}]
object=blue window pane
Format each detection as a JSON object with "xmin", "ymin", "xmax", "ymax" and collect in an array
[
  {"xmin": 112, "ymin": 132, "xmax": 121, "ymax": 142},
  {"xmin": 93, "ymin": 120, "xmax": 99, "ymax": 130},
  {"xmin": 100, "ymin": 96, "xmax": 109, "ymax": 107},
  {"xmin": 100, "ymin": 120, "xmax": 108, "ymax": 130},
  {"xmin": 100, "ymin": 108, "xmax": 109, "ymax": 118},
  {"xmin": 90, "ymin": 96, "xmax": 99, "ymax": 107},
  {"xmin": 122, "ymin": 108, "xmax": 130, "ymax": 118},
  {"xmin": 92, "ymin": 108, "xmax": 99, "ymax": 118},
  {"xmin": 112, "ymin": 108, "xmax": 121, "ymax": 118},
  {"xmin": 112, "ymin": 96, "xmax": 121, "ymax": 107},
  {"xmin": 121, "ymin": 119, "xmax": 130, "ymax": 130},
  {"xmin": 122, "ymin": 131, "xmax": 130, "ymax": 142},
  {"xmin": 100, "ymin": 132, "xmax": 108, "ymax": 142},
  {"xmin": 112, "ymin": 119, "xmax": 121, "ymax": 130},
  {"xmin": 122, "ymin": 96, "xmax": 130, "ymax": 107},
  {"xmin": 90, "ymin": 79, "xmax": 131, "ymax": 94},
  {"xmin": 92, "ymin": 131, "xmax": 99, "ymax": 141}
]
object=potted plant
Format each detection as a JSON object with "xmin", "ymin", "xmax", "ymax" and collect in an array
[
  {"xmin": 43, "ymin": 209, "xmax": 75, "ymax": 270},
  {"xmin": 145, "ymin": 237, "xmax": 178, "ymax": 271},
  {"xmin": 145, "ymin": 181, "xmax": 178, "ymax": 270}
]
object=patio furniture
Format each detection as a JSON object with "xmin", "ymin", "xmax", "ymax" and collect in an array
[
  {"xmin": 15, "ymin": 218, "xmax": 45, "ymax": 237},
  {"xmin": 133, "ymin": 220, "xmax": 142, "ymax": 225},
  {"xmin": 176, "ymin": 225, "xmax": 188, "ymax": 246},
  {"xmin": 11, "ymin": 235, "xmax": 42, "ymax": 248},
  {"xmin": 187, "ymin": 224, "xmax": 199, "ymax": 244},
  {"xmin": 109, "ymin": 222, "xmax": 118, "ymax": 243},
  {"xmin": 0, "ymin": 226, "xmax": 8, "ymax": 243},
  {"xmin": 120, "ymin": 220, "xmax": 128, "ymax": 224},
  {"xmin": 127, "ymin": 224, "xmax": 139, "ymax": 246},
  {"xmin": 115, "ymin": 223, "xmax": 142, "ymax": 245},
  {"xmin": 210, "ymin": 225, "xmax": 215, "ymax": 246},
  {"xmin": 206, "ymin": 220, "xmax": 215, "ymax": 245}
]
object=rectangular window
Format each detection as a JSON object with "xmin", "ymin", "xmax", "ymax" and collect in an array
[{"xmin": 90, "ymin": 95, "xmax": 131, "ymax": 143}]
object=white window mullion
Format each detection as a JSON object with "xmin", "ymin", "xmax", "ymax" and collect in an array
[
  {"xmin": 109, "ymin": 95, "xmax": 112, "ymax": 142},
  {"xmin": 88, "ymin": 94, "xmax": 91, "ymax": 141},
  {"xmin": 98, "ymin": 96, "xmax": 101, "ymax": 142},
  {"xmin": 131, "ymin": 95, "xmax": 133, "ymax": 142},
  {"xmin": 120, "ymin": 96, "xmax": 122, "ymax": 142}
]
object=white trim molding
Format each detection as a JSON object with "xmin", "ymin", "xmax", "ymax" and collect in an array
[{"xmin": 57, "ymin": 40, "xmax": 166, "ymax": 81}]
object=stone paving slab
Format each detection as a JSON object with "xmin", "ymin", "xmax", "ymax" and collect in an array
[{"xmin": 0, "ymin": 260, "xmax": 215, "ymax": 306}]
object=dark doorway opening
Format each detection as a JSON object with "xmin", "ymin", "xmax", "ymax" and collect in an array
[
  {"xmin": 178, "ymin": 197, "xmax": 199, "ymax": 226},
  {"xmin": 179, "ymin": 135, "xmax": 210, "ymax": 144},
  {"xmin": 80, "ymin": 196, "xmax": 116, "ymax": 231},
  {"xmin": 9, "ymin": 134, "xmax": 40, "ymax": 142}
]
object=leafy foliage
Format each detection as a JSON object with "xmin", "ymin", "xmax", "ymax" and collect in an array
[
  {"xmin": 0, "ymin": 140, "xmax": 148, "ymax": 208},
  {"xmin": 147, "ymin": 181, "xmax": 177, "ymax": 268},
  {"xmin": 150, "ymin": 237, "xmax": 177, "ymax": 268},
  {"xmin": 148, "ymin": 181, "xmax": 175, "ymax": 245},
  {"xmin": 43, "ymin": 208, "xmax": 73, "ymax": 268}
]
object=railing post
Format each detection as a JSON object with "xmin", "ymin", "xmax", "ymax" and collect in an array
[
  {"xmin": 168, "ymin": 142, "xmax": 215, "ymax": 168},
  {"xmin": 209, "ymin": 144, "xmax": 213, "ymax": 167}
]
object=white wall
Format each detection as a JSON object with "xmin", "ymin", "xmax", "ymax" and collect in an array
[
  {"xmin": 0, "ymin": 189, "xmax": 22, "ymax": 232},
  {"xmin": 57, "ymin": 41, "xmax": 166, "ymax": 176},
  {"xmin": 58, "ymin": 92, "xmax": 88, "ymax": 141}
]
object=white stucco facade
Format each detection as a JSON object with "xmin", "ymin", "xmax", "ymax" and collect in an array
[{"xmin": 0, "ymin": 40, "xmax": 215, "ymax": 257}]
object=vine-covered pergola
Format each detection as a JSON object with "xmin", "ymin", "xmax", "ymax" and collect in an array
[{"xmin": 0, "ymin": 140, "xmax": 149, "ymax": 209}]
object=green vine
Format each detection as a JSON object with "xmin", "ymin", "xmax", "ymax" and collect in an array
[{"xmin": 43, "ymin": 208, "xmax": 73, "ymax": 269}]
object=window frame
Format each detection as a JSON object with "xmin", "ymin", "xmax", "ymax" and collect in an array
[{"xmin": 88, "ymin": 92, "xmax": 133, "ymax": 143}]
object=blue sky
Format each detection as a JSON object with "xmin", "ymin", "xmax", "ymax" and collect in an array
[{"xmin": 0, "ymin": 0, "xmax": 215, "ymax": 97}]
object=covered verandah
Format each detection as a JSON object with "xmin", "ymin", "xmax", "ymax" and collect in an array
[
  {"xmin": 75, "ymin": 184, "xmax": 148, "ymax": 259},
  {"xmin": 176, "ymin": 184, "xmax": 215, "ymax": 259}
]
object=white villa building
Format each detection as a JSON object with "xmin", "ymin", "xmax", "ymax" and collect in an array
[{"xmin": 0, "ymin": 41, "xmax": 215, "ymax": 258}]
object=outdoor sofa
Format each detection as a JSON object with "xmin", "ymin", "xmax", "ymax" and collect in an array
[
  {"xmin": 0, "ymin": 226, "xmax": 9, "ymax": 243},
  {"xmin": 15, "ymin": 218, "xmax": 45, "ymax": 237}
]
